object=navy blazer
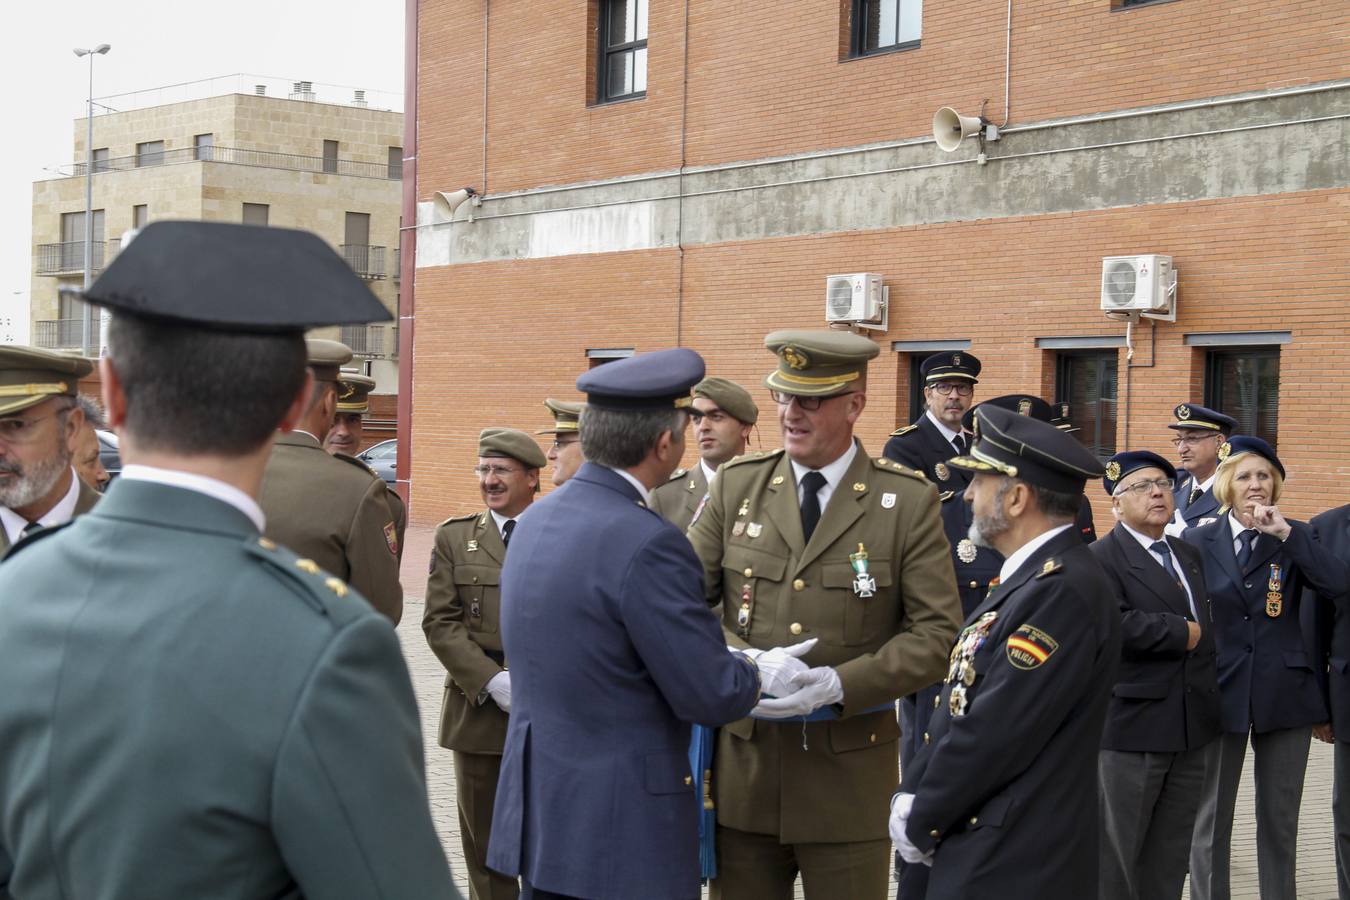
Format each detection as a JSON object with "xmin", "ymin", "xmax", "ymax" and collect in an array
[
  {"xmin": 901, "ymin": 528, "xmax": 1120, "ymax": 900},
  {"xmin": 885, "ymin": 414, "xmax": 972, "ymax": 493},
  {"xmin": 1174, "ymin": 469, "xmax": 1222, "ymax": 527},
  {"xmin": 1092, "ymin": 524, "xmax": 1221, "ymax": 752},
  {"xmin": 1184, "ymin": 516, "xmax": 1348, "ymax": 734},
  {"xmin": 1312, "ymin": 505, "xmax": 1350, "ymax": 738},
  {"xmin": 486, "ymin": 463, "xmax": 760, "ymax": 900}
]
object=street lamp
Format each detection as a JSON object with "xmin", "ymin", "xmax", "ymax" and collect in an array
[{"xmin": 73, "ymin": 43, "xmax": 110, "ymax": 356}]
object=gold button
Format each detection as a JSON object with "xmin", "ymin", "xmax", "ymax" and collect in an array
[
  {"xmin": 258, "ymin": 537, "xmax": 277, "ymax": 551},
  {"xmin": 295, "ymin": 558, "xmax": 320, "ymax": 575},
  {"xmin": 744, "ymin": 568, "xmax": 753, "ymax": 578},
  {"xmin": 472, "ymin": 575, "xmax": 479, "ymax": 583},
  {"xmin": 969, "ymin": 816, "xmax": 978, "ymax": 825},
  {"xmin": 934, "ymin": 696, "xmax": 941, "ymax": 709},
  {"xmin": 930, "ymin": 829, "xmax": 940, "ymax": 838},
  {"xmin": 789, "ymin": 622, "xmax": 803, "ymax": 635},
  {"xmin": 684, "ymin": 775, "xmax": 693, "ymax": 786},
  {"xmin": 969, "ymin": 581, "xmax": 979, "ymax": 589},
  {"xmin": 868, "ymin": 733, "xmax": 877, "ymax": 743},
  {"xmin": 923, "ymin": 732, "xmax": 930, "ymax": 744},
  {"xmin": 792, "ymin": 579, "xmax": 806, "ymax": 591}
]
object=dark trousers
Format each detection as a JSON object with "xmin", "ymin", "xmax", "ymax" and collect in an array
[
  {"xmin": 897, "ymin": 689, "xmax": 937, "ymax": 899},
  {"xmin": 1189, "ymin": 727, "xmax": 1311, "ymax": 900},
  {"xmin": 453, "ymin": 750, "xmax": 520, "ymax": 900},
  {"xmin": 1334, "ymin": 739, "xmax": 1350, "ymax": 900},
  {"xmin": 709, "ymin": 824, "xmax": 890, "ymax": 900},
  {"xmin": 1098, "ymin": 745, "xmax": 1209, "ymax": 900}
]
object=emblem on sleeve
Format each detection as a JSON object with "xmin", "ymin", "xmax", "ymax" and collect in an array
[
  {"xmin": 1006, "ymin": 624, "xmax": 1059, "ymax": 670},
  {"xmin": 383, "ymin": 521, "xmax": 399, "ymax": 556}
]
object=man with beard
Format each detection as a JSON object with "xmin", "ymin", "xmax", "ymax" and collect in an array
[
  {"xmin": 0, "ymin": 347, "xmax": 101, "ymax": 553},
  {"xmin": 651, "ymin": 377, "xmax": 757, "ymax": 532},
  {"xmin": 536, "ymin": 397, "xmax": 585, "ymax": 486},
  {"xmin": 424, "ymin": 427, "xmax": 546, "ymax": 900},
  {"xmin": 891, "ymin": 405, "xmax": 1120, "ymax": 899},
  {"xmin": 72, "ymin": 394, "xmax": 111, "ymax": 492}
]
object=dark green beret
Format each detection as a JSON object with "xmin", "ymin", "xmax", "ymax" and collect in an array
[
  {"xmin": 479, "ymin": 427, "xmax": 547, "ymax": 469},
  {"xmin": 694, "ymin": 377, "xmax": 758, "ymax": 425}
]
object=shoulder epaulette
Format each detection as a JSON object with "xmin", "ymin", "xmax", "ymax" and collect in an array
[
  {"xmin": 244, "ymin": 536, "xmax": 347, "ymax": 614},
  {"xmin": 872, "ymin": 457, "xmax": 928, "ymax": 481},
  {"xmin": 889, "ymin": 424, "xmax": 919, "ymax": 438},
  {"xmin": 437, "ymin": 511, "xmax": 481, "ymax": 529},
  {"xmin": 939, "ymin": 490, "xmax": 956, "ymax": 502},
  {"xmin": 1035, "ymin": 558, "xmax": 1064, "ymax": 579},
  {"xmin": 3, "ymin": 520, "xmax": 75, "ymax": 558},
  {"xmin": 333, "ymin": 451, "xmax": 381, "ymax": 480},
  {"xmin": 722, "ymin": 448, "xmax": 784, "ymax": 469},
  {"xmin": 668, "ymin": 468, "xmax": 687, "ymax": 481}
]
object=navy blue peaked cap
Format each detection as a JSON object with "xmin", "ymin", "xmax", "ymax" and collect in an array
[{"xmin": 576, "ymin": 348, "xmax": 705, "ymax": 411}]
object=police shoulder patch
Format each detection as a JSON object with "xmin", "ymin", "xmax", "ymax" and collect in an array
[
  {"xmin": 1005, "ymin": 624, "xmax": 1059, "ymax": 670},
  {"xmin": 889, "ymin": 424, "xmax": 918, "ymax": 438}
]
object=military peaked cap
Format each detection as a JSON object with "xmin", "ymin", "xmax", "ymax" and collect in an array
[
  {"xmin": 0, "ymin": 346, "xmax": 93, "ymax": 416},
  {"xmin": 921, "ymin": 351, "xmax": 981, "ymax": 384},
  {"xmin": 1169, "ymin": 403, "xmax": 1237, "ymax": 435},
  {"xmin": 576, "ymin": 348, "xmax": 704, "ymax": 411},
  {"xmin": 951, "ymin": 404, "xmax": 1105, "ymax": 494},
  {"xmin": 763, "ymin": 330, "xmax": 879, "ymax": 397}
]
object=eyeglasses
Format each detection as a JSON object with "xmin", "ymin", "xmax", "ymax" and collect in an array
[
  {"xmin": 1118, "ymin": 477, "xmax": 1175, "ymax": 495},
  {"xmin": 473, "ymin": 464, "xmax": 522, "ymax": 479},
  {"xmin": 927, "ymin": 382, "xmax": 973, "ymax": 397},
  {"xmin": 769, "ymin": 391, "xmax": 855, "ymax": 412},
  {"xmin": 0, "ymin": 411, "xmax": 63, "ymax": 445},
  {"xmin": 550, "ymin": 438, "xmax": 579, "ymax": 450},
  {"xmin": 1170, "ymin": 435, "xmax": 1218, "ymax": 447}
]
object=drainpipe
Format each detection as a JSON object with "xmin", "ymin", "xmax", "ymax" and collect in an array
[{"xmin": 395, "ymin": 0, "xmax": 418, "ymax": 514}]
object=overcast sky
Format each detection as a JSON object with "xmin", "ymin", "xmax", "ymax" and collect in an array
[{"xmin": 1, "ymin": 0, "xmax": 405, "ymax": 344}]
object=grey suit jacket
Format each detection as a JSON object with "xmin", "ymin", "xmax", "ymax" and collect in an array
[{"xmin": 0, "ymin": 477, "xmax": 459, "ymax": 900}]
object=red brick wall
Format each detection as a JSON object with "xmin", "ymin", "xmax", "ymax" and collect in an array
[
  {"xmin": 409, "ymin": 188, "xmax": 1350, "ymax": 526},
  {"xmin": 417, "ymin": 0, "xmax": 1350, "ymax": 195}
]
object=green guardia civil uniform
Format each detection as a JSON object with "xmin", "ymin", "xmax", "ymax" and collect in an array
[
  {"xmin": 423, "ymin": 428, "xmax": 545, "ymax": 900},
  {"xmin": 685, "ymin": 331, "xmax": 962, "ymax": 899},
  {"xmin": 649, "ymin": 463, "xmax": 709, "ymax": 533}
]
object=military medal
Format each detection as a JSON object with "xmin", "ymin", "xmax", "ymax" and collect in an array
[
  {"xmin": 1266, "ymin": 563, "xmax": 1284, "ymax": 617},
  {"xmin": 737, "ymin": 583, "xmax": 753, "ymax": 637},
  {"xmin": 934, "ymin": 463, "xmax": 950, "ymax": 482},
  {"xmin": 850, "ymin": 543, "xmax": 877, "ymax": 598},
  {"xmin": 949, "ymin": 685, "xmax": 968, "ymax": 716},
  {"xmin": 746, "ymin": 523, "xmax": 763, "ymax": 538},
  {"xmin": 946, "ymin": 611, "xmax": 998, "ymax": 686},
  {"xmin": 957, "ymin": 538, "xmax": 977, "ymax": 564},
  {"xmin": 732, "ymin": 521, "xmax": 746, "ymax": 536}
]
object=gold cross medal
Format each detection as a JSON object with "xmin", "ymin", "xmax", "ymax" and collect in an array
[
  {"xmin": 1266, "ymin": 563, "xmax": 1283, "ymax": 617},
  {"xmin": 850, "ymin": 543, "xmax": 877, "ymax": 598}
]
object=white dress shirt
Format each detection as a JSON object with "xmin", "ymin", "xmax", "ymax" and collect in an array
[
  {"xmin": 700, "ymin": 459, "xmax": 718, "ymax": 487},
  {"xmin": 609, "ymin": 467, "xmax": 652, "ymax": 506},
  {"xmin": 120, "ymin": 464, "xmax": 266, "ymax": 532},
  {"xmin": 1165, "ymin": 471, "xmax": 1217, "ymax": 536},
  {"xmin": 0, "ymin": 467, "xmax": 82, "ymax": 545},
  {"xmin": 997, "ymin": 523, "xmax": 1074, "ymax": 585},
  {"xmin": 1121, "ymin": 522, "xmax": 1197, "ymax": 619},
  {"xmin": 789, "ymin": 441, "xmax": 858, "ymax": 514},
  {"xmin": 925, "ymin": 409, "xmax": 964, "ymax": 454},
  {"xmin": 488, "ymin": 508, "xmax": 524, "ymax": 537}
]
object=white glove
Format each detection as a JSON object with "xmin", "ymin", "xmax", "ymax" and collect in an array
[
  {"xmin": 484, "ymin": 671, "xmax": 511, "ymax": 712},
  {"xmin": 751, "ymin": 665, "xmax": 843, "ymax": 719},
  {"xmin": 890, "ymin": 793, "xmax": 933, "ymax": 867},
  {"xmin": 737, "ymin": 639, "xmax": 818, "ymax": 698}
]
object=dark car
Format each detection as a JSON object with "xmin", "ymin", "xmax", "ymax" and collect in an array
[
  {"xmin": 357, "ymin": 439, "xmax": 397, "ymax": 485},
  {"xmin": 97, "ymin": 430, "xmax": 122, "ymax": 484}
]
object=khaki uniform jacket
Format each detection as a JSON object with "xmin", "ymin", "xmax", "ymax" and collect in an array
[
  {"xmin": 686, "ymin": 443, "xmax": 962, "ymax": 843},
  {"xmin": 423, "ymin": 510, "xmax": 509, "ymax": 755},
  {"xmin": 1, "ymin": 476, "xmax": 101, "ymax": 555},
  {"xmin": 648, "ymin": 464, "xmax": 709, "ymax": 532},
  {"xmin": 260, "ymin": 432, "xmax": 402, "ymax": 624}
]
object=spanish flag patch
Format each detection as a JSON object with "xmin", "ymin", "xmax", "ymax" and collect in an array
[{"xmin": 1006, "ymin": 624, "xmax": 1059, "ymax": 670}]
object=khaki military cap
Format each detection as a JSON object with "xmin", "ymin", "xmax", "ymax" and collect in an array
[
  {"xmin": 0, "ymin": 345, "xmax": 94, "ymax": 416},
  {"xmin": 335, "ymin": 373, "xmax": 377, "ymax": 414},
  {"xmin": 763, "ymin": 329, "xmax": 880, "ymax": 397},
  {"xmin": 306, "ymin": 339, "xmax": 354, "ymax": 383},
  {"xmin": 535, "ymin": 398, "xmax": 586, "ymax": 435},
  {"xmin": 479, "ymin": 428, "xmax": 547, "ymax": 469},
  {"xmin": 693, "ymin": 377, "xmax": 758, "ymax": 425}
]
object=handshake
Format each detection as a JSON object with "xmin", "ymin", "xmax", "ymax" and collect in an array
[{"xmin": 734, "ymin": 638, "xmax": 844, "ymax": 719}]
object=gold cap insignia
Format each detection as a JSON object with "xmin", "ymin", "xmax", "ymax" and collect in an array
[
  {"xmin": 295, "ymin": 558, "xmax": 321, "ymax": 575},
  {"xmin": 325, "ymin": 577, "xmax": 348, "ymax": 597},
  {"xmin": 1105, "ymin": 461, "xmax": 1121, "ymax": 482},
  {"xmin": 780, "ymin": 345, "xmax": 809, "ymax": 371},
  {"xmin": 1218, "ymin": 441, "xmax": 1231, "ymax": 461},
  {"xmin": 952, "ymin": 353, "xmax": 962, "ymax": 366},
  {"xmin": 771, "ymin": 476, "xmax": 785, "ymax": 486},
  {"xmin": 1176, "ymin": 404, "xmax": 1191, "ymax": 420},
  {"xmin": 1017, "ymin": 398, "xmax": 1032, "ymax": 416},
  {"xmin": 338, "ymin": 383, "xmax": 356, "ymax": 401}
]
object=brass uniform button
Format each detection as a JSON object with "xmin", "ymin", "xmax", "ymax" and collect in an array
[
  {"xmin": 295, "ymin": 559, "xmax": 320, "ymax": 575},
  {"xmin": 684, "ymin": 775, "xmax": 693, "ymax": 786},
  {"xmin": 968, "ymin": 581, "xmax": 979, "ymax": 589},
  {"xmin": 789, "ymin": 622, "xmax": 803, "ymax": 636},
  {"xmin": 744, "ymin": 568, "xmax": 753, "ymax": 578},
  {"xmin": 258, "ymin": 537, "xmax": 277, "ymax": 551},
  {"xmin": 969, "ymin": 816, "xmax": 978, "ymax": 825},
  {"xmin": 923, "ymin": 732, "xmax": 930, "ymax": 745},
  {"xmin": 792, "ymin": 579, "xmax": 806, "ymax": 591},
  {"xmin": 934, "ymin": 695, "xmax": 941, "ymax": 709},
  {"xmin": 930, "ymin": 829, "xmax": 940, "ymax": 838},
  {"xmin": 868, "ymin": 733, "xmax": 877, "ymax": 743},
  {"xmin": 472, "ymin": 575, "xmax": 480, "ymax": 583}
]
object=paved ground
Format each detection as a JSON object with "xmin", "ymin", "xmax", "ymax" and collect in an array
[{"xmin": 395, "ymin": 524, "xmax": 1340, "ymax": 899}]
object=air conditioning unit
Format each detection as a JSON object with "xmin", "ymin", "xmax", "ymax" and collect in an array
[
  {"xmin": 1100, "ymin": 255, "xmax": 1177, "ymax": 321},
  {"xmin": 825, "ymin": 273, "xmax": 887, "ymax": 330}
]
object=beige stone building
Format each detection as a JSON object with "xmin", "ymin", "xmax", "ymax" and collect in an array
[{"xmin": 30, "ymin": 78, "xmax": 403, "ymax": 389}]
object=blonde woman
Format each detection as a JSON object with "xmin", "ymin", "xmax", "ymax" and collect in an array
[{"xmin": 1184, "ymin": 436, "xmax": 1350, "ymax": 900}]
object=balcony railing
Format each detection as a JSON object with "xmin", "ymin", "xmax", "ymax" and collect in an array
[
  {"xmin": 341, "ymin": 244, "xmax": 386, "ymax": 280},
  {"xmin": 34, "ymin": 318, "xmax": 100, "ymax": 351},
  {"xmin": 340, "ymin": 323, "xmax": 398, "ymax": 359},
  {"xmin": 60, "ymin": 144, "xmax": 402, "ymax": 181},
  {"xmin": 35, "ymin": 240, "xmax": 119, "ymax": 276}
]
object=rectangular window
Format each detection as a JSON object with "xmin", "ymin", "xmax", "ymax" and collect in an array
[
  {"xmin": 853, "ymin": 0, "xmax": 922, "ymax": 57},
  {"xmin": 323, "ymin": 139, "xmax": 339, "ymax": 174},
  {"xmin": 135, "ymin": 140, "xmax": 165, "ymax": 168},
  {"xmin": 59, "ymin": 209, "xmax": 105, "ymax": 270},
  {"xmin": 387, "ymin": 146, "xmax": 403, "ymax": 180},
  {"xmin": 1055, "ymin": 350, "xmax": 1118, "ymax": 460},
  {"xmin": 1205, "ymin": 347, "xmax": 1280, "ymax": 449},
  {"xmin": 242, "ymin": 203, "xmax": 269, "ymax": 226},
  {"xmin": 598, "ymin": 0, "xmax": 647, "ymax": 103},
  {"xmin": 92, "ymin": 148, "xmax": 109, "ymax": 174},
  {"xmin": 194, "ymin": 133, "xmax": 214, "ymax": 161},
  {"xmin": 132, "ymin": 204, "xmax": 148, "ymax": 229}
]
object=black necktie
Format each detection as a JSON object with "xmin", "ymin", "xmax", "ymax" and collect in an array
[
  {"xmin": 953, "ymin": 434, "xmax": 967, "ymax": 456},
  {"xmin": 1150, "ymin": 540, "xmax": 1182, "ymax": 587},
  {"xmin": 799, "ymin": 471, "xmax": 827, "ymax": 543},
  {"xmin": 20, "ymin": 520, "xmax": 43, "ymax": 539},
  {"xmin": 501, "ymin": 519, "xmax": 515, "ymax": 549},
  {"xmin": 1188, "ymin": 486, "xmax": 1203, "ymax": 507},
  {"xmin": 1236, "ymin": 529, "xmax": 1256, "ymax": 570}
]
